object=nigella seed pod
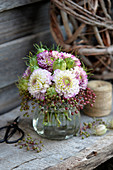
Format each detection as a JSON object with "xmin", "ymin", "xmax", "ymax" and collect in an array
[
  {"xmin": 92, "ymin": 124, "xmax": 107, "ymax": 136},
  {"xmin": 64, "ymin": 57, "xmax": 75, "ymax": 69},
  {"xmin": 53, "ymin": 58, "xmax": 66, "ymax": 71}
]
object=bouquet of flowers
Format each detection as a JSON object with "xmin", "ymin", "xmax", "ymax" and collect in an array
[{"xmin": 17, "ymin": 44, "xmax": 96, "ymax": 139}]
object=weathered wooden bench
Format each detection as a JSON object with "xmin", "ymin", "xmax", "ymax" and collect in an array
[{"xmin": 0, "ymin": 92, "xmax": 113, "ymax": 170}]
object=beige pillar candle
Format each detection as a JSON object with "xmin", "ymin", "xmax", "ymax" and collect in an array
[{"xmin": 83, "ymin": 80, "xmax": 112, "ymax": 117}]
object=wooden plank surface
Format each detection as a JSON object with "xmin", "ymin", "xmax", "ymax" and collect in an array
[
  {"xmin": 0, "ymin": 0, "xmax": 54, "ymax": 114},
  {"xmin": 0, "ymin": 30, "xmax": 55, "ymax": 114},
  {"xmin": 0, "ymin": 0, "xmax": 45, "ymax": 12},
  {"xmin": 0, "ymin": 100, "xmax": 113, "ymax": 170},
  {"xmin": 0, "ymin": 1, "xmax": 50, "ymax": 44},
  {"xmin": 0, "ymin": 30, "xmax": 55, "ymax": 89},
  {"xmin": 0, "ymin": 84, "xmax": 21, "ymax": 114}
]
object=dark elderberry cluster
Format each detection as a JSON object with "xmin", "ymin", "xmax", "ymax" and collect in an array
[
  {"xmin": 75, "ymin": 87, "xmax": 96, "ymax": 111},
  {"xmin": 19, "ymin": 87, "xmax": 96, "ymax": 118}
]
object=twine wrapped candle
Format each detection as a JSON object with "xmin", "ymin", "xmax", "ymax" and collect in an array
[{"xmin": 83, "ymin": 80, "xmax": 112, "ymax": 117}]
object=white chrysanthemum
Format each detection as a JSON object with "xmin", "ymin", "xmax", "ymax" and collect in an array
[
  {"xmin": 53, "ymin": 69, "xmax": 79, "ymax": 98},
  {"xmin": 28, "ymin": 68, "xmax": 52, "ymax": 98}
]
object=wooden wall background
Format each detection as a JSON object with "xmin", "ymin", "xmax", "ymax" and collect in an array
[
  {"xmin": 0, "ymin": 0, "xmax": 55, "ymax": 114},
  {"xmin": 111, "ymin": 0, "xmax": 113, "ymax": 19}
]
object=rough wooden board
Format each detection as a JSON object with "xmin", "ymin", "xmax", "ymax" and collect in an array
[
  {"xmin": 0, "ymin": 30, "xmax": 55, "ymax": 89},
  {"xmin": 0, "ymin": 84, "xmax": 21, "ymax": 114},
  {"xmin": 0, "ymin": 1, "xmax": 50, "ymax": 44},
  {"xmin": 0, "ymin": 30, "xmax": 55, "ymax": 113},
  {"xmin": 48, "ymin": 136, "xmax": 113, "ymax": 170},
  {"xmin": 0, "ymin": 100, "xmax": 113, "ymax": 170},
  {"xmin": 0, "ymin": 0, "xmax": 45, "ymax": 12}
]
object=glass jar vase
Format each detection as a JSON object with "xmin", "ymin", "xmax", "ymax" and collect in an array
[{"xmin": 33, "ymin": 103, "xmax": 80, "ymax": 140}]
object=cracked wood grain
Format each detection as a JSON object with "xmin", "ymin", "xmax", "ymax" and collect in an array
[
  {"xmin": 11, "ymin": 158, "xmax": 38, "ymax": 170},
  {"xmin": 48, "ymin": 134, "xmax": 113, "ymax": 170},
  {"xmin": 0, "ymin": 1, "xmax": 50, "ymax": 44},
  {"xmin": 0, "ymin": 0, "xmax": 45, "ymax": 12}
]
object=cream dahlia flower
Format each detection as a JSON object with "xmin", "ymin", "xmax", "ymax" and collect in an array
[
  {"xmin": 53, "ymin": 69, "xmax": 79, "ymax": 98},
  {"xmin": 28, "ymin": 68, "xmax": 52, "ymax": 98}
]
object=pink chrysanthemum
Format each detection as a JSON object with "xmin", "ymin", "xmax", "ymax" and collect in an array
[
  {"xmin": 37, "ymin": 51, "xmax": 53, "ymax": 71},
  {"xmin": 72, "ymin": 66, "xmax": 88, "ymax": 90},
  {"xmin": 28, "ymin": 68, "xmax": 52, "ymax": 98},
  {"xmin": 59, "ymin": 52, "xmax": 81, "ymax": 66},
  {"xmin": 37, "ymin": 50, "xmax": 81, "ymax": 72},
  {"xmin": 37, "ymin": 50, "xmax": 62, "ymax": 72},
  {"xmin": 53, "ymin": 69, "xmax": 80, "ymax": 98},
  {"xmin": 50, "ymin": 51, "xmax": 62, "ymax": 59},
  {"xmin": 23, "ymin": 67, "xmax": 31, "ymax": 78}
]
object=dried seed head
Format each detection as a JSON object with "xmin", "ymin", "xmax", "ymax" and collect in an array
[{"xmin": 92, "ymin": 124, "xmax": 107, "ymax": 136}]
